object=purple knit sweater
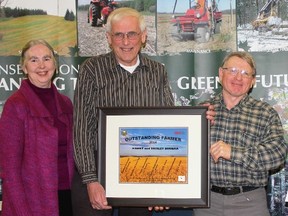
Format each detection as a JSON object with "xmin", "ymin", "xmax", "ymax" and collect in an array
[
  {"xmin": 0, "ymin": 79, "xmax": 74, "ymax": 216},
  {"xmin": 28, "ymin": 81, "xmax": 70, "ymax": 190}
]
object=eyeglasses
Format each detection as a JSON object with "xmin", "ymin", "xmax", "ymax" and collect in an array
[
  {"xmin": 222, "ymin": 67, "xmax": 255, "ymax": 78},
  {"xmin": 111, "ymin": 31, "xmax": 141, "ymax": 41}
]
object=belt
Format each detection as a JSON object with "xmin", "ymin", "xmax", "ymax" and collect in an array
[{"xmin": 211, "ymin": 185, "xmax": 259, "ymax": 195}]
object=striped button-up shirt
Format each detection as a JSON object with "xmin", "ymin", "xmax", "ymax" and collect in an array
[
  {"xmin": 210, "ymin": 93, "xmax": 287, "ymax": 187},
  {"xmin": 73, "ymin": 52, "xmax": 174, "ymax": 183}
]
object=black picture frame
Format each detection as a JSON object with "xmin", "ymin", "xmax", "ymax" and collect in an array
[{"xmin": 98, "ymin": 106, "xmax": 210, "ymax": 208}]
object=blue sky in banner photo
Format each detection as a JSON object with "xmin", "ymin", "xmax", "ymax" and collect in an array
[{"xmin": 6, "ymin": 0, "xmax": 76, "ymax": 17}]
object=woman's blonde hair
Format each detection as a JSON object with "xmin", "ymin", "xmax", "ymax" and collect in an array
[{"xmin": 20, "ymin": 39, "xmax": 57, "ymax": 68}]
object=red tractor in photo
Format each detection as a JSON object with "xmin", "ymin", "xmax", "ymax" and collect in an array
[
  {"xmin": 88, "ymin": 0, "xmax": 118, "ymax": 27},
  {"xmin": 171, "ymin": 0, "xmax": 222, "ymax": 42}
]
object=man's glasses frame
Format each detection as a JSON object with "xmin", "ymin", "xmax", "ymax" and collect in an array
[
  {"xmin": 111, "ymin": 31, "xmax": 141, "ymax": 41},
  {"xmin": 221, "ymin": 67, "xmax": 255, "ymax": 78}
]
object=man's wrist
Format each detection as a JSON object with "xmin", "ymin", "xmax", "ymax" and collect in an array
[{"xmin": 81, "ymin": 172, "xmax": 98, "ymax": 184}]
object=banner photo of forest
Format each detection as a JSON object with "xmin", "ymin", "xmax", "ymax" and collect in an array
[{"xmin": 0, "ymin": 0, "xmax": 288, "ymax": 215}]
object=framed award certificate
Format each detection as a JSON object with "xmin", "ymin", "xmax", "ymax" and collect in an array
[{"xmin": 98, "ymin": 106, "xmax": 210, "ymax": 208}]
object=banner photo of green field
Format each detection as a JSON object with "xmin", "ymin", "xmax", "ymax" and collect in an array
[{"xmin": 0, "ymin": 0, "xmax": 77, "ymax": 57}]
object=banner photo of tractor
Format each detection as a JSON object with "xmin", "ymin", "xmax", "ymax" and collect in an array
[
  {"xmin": 157, "ymin": 0, "xmax": 236, "ymax": 54},
  {"xmin": 0, "ymin": 0, "xmax": 288, "ymax": 215}
]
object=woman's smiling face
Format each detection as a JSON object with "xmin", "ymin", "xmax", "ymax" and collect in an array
[{"xmin": 22, "ymin": 44, "xmax": 56, "ymax": 88}]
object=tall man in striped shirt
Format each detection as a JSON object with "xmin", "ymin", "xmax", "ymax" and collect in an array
[
  {"xmin": 72, "ymin": 7, "xmax": 215, "ymax": 216},
  {"xmin": 194, "ymin": 51, "xmax": 287, "ymax": 216},
  {"xmin": 72, "ymin": 7, "xmax": 174, "ymax": 216}
]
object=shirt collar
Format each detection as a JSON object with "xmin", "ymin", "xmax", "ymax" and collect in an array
[
  {"xmin": 218, "ymin": 93, "xmax": 250, "ymax": 111},
  {"xmin": 109, "ymin": 51, "xmax": 149, "ymax": 72}
]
